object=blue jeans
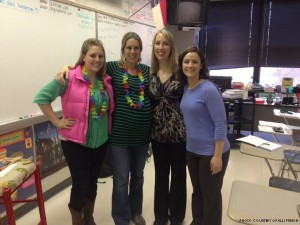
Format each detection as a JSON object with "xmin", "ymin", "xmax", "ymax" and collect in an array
[{"xmin": 110, "ymin": 144, "xmax": 149, "ymax": 225}]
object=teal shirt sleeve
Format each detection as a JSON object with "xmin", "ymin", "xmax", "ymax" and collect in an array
[{"xmin": 33, "ymin": 79, "xmax": 68, "ymax": 104}]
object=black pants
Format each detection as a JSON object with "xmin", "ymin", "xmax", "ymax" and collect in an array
[
  {"xmin": 61, "ymin": 140, "xmax": 107, "ymax": 211},
  {"xmin": 186, "ymin": 150, "xmax": 230, "ymax": 225},
  {"xmin": 151, "ymin": 140, "xmax": 187, "ymax": 223}
]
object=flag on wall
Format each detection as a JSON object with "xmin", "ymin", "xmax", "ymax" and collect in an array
[{"xmin": 151, "ymin": 0, "xmax": 167, "ymax": 30}]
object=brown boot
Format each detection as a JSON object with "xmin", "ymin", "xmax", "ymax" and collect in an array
[
  {"xmin": 69, "ymin": 205, "xmax": 84, "ymax": 225},
  {"xmin": 83, "ymin": 199, "xmax": 96, "ymax": 225}
]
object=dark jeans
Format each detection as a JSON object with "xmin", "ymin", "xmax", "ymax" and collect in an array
[
  {"xmin": 110, "ymin": 143, "xmax": 149, "ymax": 225},
  {"xmin": 61, "ymin": 140, "xmax": 107, "ymax": 211},
  {"xmin": 186, "ymin": 150, "xmax": 230, "ymax": 225},
  {"xmin": 151, "ymin": 140, "xmax": 187, "ymax": 224}
]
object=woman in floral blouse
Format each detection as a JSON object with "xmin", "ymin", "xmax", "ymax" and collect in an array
[{"xmin": 149, "ymin": 29, "xmax": 186, "ymax": 225}]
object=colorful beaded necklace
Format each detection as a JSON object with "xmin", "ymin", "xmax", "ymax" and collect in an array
[
  {"xmin": 122, "ymin": 64, "xmax": 145, "ymax": 109},
  {"xmin": 82, "ymin": 67, "xmax": 108, "ymax": 119}
]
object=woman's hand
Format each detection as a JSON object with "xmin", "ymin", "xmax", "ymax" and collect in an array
[
  {"xmin": 55, "ymin": 65, "xmax": 73, "ymax": 85},
  {"xmin": 210, "ymin": 155, "xmax": 223, "ymax": 175},
  {"xmin": 54, "ymin": 117, "xmax": 76, "ymax": 129},
  {"xmin": 38, "ymin": 105, "xmax": 75, "ymax": 129}
]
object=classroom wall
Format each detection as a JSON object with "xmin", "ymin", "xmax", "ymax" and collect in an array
[
  {"xmin": 0, "ymin": 0, "xmax": 196, "ymax": 219},
  {"xmin": 61, "ymin": 1, "xmax": 197, "ymax": 55},
  {"xmin": 0, "ymin": 0, "xmax": 197, "ymax": 126},
  {"xmin": 167, "ymin": 25, "xmax": 197, "ymax": 55},
  {"xmin": 0, "ymin": 1, "xmax": 157, "ymax": 216},
  {"xmin": 64, "ymin": 1, "xmax": 197, "ymax": 60}
]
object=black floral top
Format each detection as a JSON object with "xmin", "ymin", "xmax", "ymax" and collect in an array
[{"xmin": 149, "ymin": 73, "xmax": 186, "ymax": 143}]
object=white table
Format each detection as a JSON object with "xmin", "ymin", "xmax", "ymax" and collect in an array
[
  {"xmin": 258, "ymin": 120, "xmax": 293, "ymax": 143},
  {"xmin": 239, "ymin": 142, "xmax": 299, "ymax": 177},
  {"xmin": 273, "ymin": 109, "xmax": 300, "ymax": 121},
  {"xmin": 227, "ymin": 180, "xmax": 300, "ymax": 225}
]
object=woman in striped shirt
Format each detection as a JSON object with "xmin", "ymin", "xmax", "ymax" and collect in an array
[{"xmin": 106, "ymin": 32, "xmax": 152, "ymax": 225}]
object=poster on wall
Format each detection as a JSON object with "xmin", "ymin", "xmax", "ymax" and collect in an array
[
  {"xmin": 34, "ymin": 121, "xmax": 65, "ymax": 177},
  {"xmin": 0, "ymin": 127, "xmax": 36, "ymax": 214}
]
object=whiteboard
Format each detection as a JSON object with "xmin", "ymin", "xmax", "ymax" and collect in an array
[
  {"xmin": 0, "ymin": 0, "xmax": 155, "ymax": 125},
  {"xmin": 97, "ymin": 12, "xmax": 156, "ymax": 65},
  {"xmin": 0, "ymin": 0, "xmax": 96, "ymax": 123},
  {"xmin": 75, "ymin": 0, "xmax": 155, "ymax": 26}
]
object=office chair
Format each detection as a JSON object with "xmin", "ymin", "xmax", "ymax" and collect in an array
[
  {"xmin": 292, "ymin": 129, "xmax": 300, "ymax": 146},
  {"xmin": 269, "ymin": 176, "xmax": 300, "ymax": 193},
  {"xmin": 268, "ymin": 149, "xmax": 300, "ymax": 193},
  {"xmin": 283, "ymin": 149, "xmax": 300, "ymax": 180}
]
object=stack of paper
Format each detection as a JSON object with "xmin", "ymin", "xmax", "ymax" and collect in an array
[
  {"xmin": 222, "ymin": 89, "xmax": 244, "ymax": 99},
  {"xmin": 236, "ymin": 135, "xmax": 282, "ymax": 151}
]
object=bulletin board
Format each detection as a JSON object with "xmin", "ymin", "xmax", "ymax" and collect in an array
[{"xmin": 0, "ymin": 0, "xmax": 155, "ymax": 124}]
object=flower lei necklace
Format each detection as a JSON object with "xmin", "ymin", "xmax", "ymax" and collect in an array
[
  {"xmin": 82, "ymin": 68, "xmax": 108, "ymax": 119},
  {"xmin": 122, "ymin": 65, "xmax": 145, "ymax": 109}
]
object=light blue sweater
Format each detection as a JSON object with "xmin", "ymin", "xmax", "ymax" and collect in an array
[{"xmin": 180, "ymin": 80, "xmax": 230, "ymax": 156}]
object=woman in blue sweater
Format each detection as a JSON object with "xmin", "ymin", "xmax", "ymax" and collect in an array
[{"xmin": 178, "ymin": 47, "xmax": 230, "ymax": 225}]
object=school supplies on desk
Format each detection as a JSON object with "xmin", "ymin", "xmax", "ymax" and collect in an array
[
  {"xmin": 274, "ymin": 109, "xmax": 300, "ymax": 119},
  {"xmin": 258, "ymin": 120, "xmax": 292, "ymax": 135},
  {"xmin": 236, "ymin": 135, "xmax": 282, "ymax": 151}
]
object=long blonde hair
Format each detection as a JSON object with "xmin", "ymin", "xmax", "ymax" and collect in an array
[
  {"xmin": 74, "ymin": 38, "xmax": 106, "ymax": 79},
  {"xmin": 150, "ymin": 29, "xmax": 178, "ymax": 76}
]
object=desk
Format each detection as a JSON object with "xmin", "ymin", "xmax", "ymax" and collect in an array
[
  {"xmin": 227, "ymin": 180, "xmax": 300, "ymax": 225},
  {"xmin": 274, "ymin": 109, "xmax": 300, "ymax": 146},
  {"xmin": 0, "ymin": 159, "xmax": 46, "ymax": 225},
  {"xmin": 239, "ymin": 143, "xmax": 300, "ymax": 176},
  {"xmin": 258, "ymin": 120, "xmax": 293, "ymax": 143},
  {"xmin": 241, "ymin": 104, "xmax": 300, "ymax": 132},
  {"xmin": 274, "ymin": 109, "xmax": 300, "ymax": 121}
]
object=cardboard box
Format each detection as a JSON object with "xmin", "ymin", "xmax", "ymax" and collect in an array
[{"xmin": 281, "ymin": 77, "xmax": 293, "ymax": 88}]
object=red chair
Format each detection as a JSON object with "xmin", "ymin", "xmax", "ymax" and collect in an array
[{"xmin": 0, "ymin": 161, "xmax": 47, "ymax": 225}]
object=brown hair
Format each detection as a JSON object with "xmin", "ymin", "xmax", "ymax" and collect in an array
[
  {"xmin": 178, "ymin": 46, "xmax": 210, "ymax": 84},
  {"xmin": 74, "ymin": 38, "xmax": 106, "ymax": 79},
  {"xmin": 117, "ymin": 32, "xmax": 143, "ymax": 68}
]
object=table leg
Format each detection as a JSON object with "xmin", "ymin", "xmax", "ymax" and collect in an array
[
  {"xmin": 264, "ymin": 158, "xmax": 275, "ymax": 176},
  {"xmin": 3, "ymin": 188, "xmax": 16, "ymax": 225}
]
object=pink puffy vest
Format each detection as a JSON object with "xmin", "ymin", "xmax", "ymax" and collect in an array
[{"xmin": 60, "ymin": 65, "xmax": 114, "ymax": 144}]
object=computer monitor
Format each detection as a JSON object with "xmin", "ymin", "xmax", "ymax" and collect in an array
[{"xmin": 209, "ymin": 76, "xmax": 232, "ymax": 92}]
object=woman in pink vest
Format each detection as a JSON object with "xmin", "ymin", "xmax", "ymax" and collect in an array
[{"xmin": 34, "ymin": 38, "xmax": 114, "ymax": 225}]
